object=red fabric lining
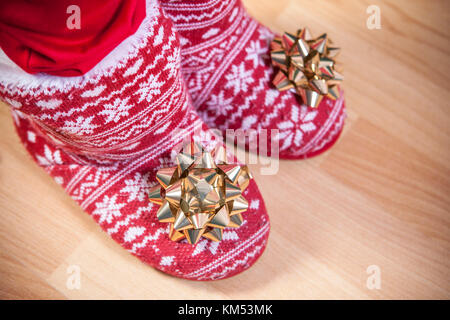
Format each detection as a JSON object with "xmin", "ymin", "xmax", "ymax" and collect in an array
[{"xmin": 0, "ymin": 0, "xmax": 145, "ymax": 76}]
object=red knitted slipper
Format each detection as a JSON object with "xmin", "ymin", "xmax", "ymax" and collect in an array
[
  {"xmin": 160, "ymin": 0, "xmax": 346, "ymax": 159},
  {"xmin": 0, "ymin": 0, "xmax": 269, "ymax": 281}
]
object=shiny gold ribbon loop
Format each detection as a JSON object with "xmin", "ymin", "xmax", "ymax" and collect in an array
[
  {"xmin": 148, "ymin": 141, "xmax": 252, "ymax": 244},
  {"xmin": 270, "ymin": 27, "xmax": 343, "ymax": 108}
]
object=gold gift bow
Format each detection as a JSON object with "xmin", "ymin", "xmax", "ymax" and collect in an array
[
  {"xmin": 270, "ymin": 27, "xmax": 343, "ymax": 108},
  {"xmin": 148, "ymin": 141, "xmax": 252, "ymax": 244}
]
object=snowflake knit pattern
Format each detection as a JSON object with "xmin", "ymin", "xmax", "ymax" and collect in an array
[
  {"xmin": 0, "ymin": 0, "xmax": 269, "ymax": 280},
  {"xmin": 161, "ymin": 0, "xmax": 347, "ymax": 159}
]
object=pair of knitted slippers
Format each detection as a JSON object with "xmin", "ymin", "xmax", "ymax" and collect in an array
[{"xmin": 0, "ymin": 0, "xmax": 345, "ymax": 280}]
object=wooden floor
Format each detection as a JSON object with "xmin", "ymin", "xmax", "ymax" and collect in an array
[{"xmin": 0, "ymin": 0, "xmax": 449, "ymax": 299}]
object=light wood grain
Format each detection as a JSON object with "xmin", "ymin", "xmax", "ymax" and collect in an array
[{"xmin": 0, "ymin": 0, "xmax": 449, "ymax": 299}]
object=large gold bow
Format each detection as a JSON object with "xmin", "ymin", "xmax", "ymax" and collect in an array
[
  {"xmin": 148, "ymin": 141, "xmax": 252, "ymax": 244},
  {"xmin": 270, "ymin": 28, "xmax": 343, "ymax": 108}
]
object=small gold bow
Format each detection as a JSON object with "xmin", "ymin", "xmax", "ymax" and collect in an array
[
  {"xmin": 270, "ymin": 27, "xmax": 343, "ymax": 108},
  {"xmin": 148, "ymin": 141, "xmax": 252, "ymax": 244}
]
